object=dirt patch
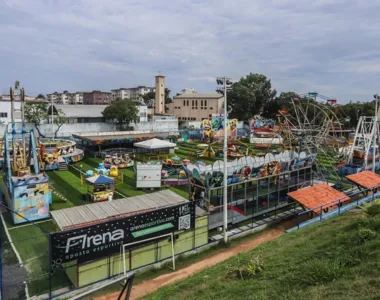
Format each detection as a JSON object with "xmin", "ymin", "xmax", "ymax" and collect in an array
[{"xmin": 92, "ymin": 219, "xmax": 295, "ymax": 300}]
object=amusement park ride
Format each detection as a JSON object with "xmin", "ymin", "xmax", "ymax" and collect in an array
[
  {"xmin": 1, "ymin": 84, "xmax": 52, "ymax": 224},
  {"xmin": 342, "ymin": 94, "xmax": 380, "ymax": 174}
]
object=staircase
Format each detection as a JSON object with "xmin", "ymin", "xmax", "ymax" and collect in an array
[{"xmin": 58, "ymin": 156, "xmax": 68, "ymax": 171}]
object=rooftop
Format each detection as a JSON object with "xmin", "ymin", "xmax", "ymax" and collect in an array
[
  {"xmin": 83, "ymin": 91, "xmax": 112, "ymax": 94},
  {"xmin": 346, "ymin": 171, "xmax": 380, "ymax": 189},
  {"xmin": 287, "ymin": 183, "xmax": 350, "ymax": 212},
  {"xmin": 173, "ymin": 93, "xmax": 223, "ymax": 99},
  {"xmin": 72, "ymin": 130, "xmax": 179, "ymax": 141},
  {"xmin": 52, "ymin": 104, "xmax": 107, "ymax": 118},
  {"xmin": 51, "ymin": 190, "xmax": 189, "ymax": 230}
]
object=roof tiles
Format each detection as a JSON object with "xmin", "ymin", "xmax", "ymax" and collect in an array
[
  {"xmin": 346, "ymin": 171, "xmax": 380, "ymax": 189},
  {"xmin": 287, "ymin": 183, "xmax": 350, "ymax": 212}
]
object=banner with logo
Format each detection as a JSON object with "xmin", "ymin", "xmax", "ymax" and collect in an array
[{"xmin": 50, "ymin": 202, "xmax": 196, "ymax": 265}]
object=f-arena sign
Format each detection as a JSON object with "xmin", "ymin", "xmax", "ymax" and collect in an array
[{"xmin": 51, "ymin": 202, "xmax": 195, "ymax": 264}]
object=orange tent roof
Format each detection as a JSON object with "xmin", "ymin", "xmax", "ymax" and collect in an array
[
  {"xmin": 346, "ymin": 171, "xmax": 380, "ymax": 189},
  {"xmin": 287, "ymin": 183, "xmax": 350, "ymax": 212}
]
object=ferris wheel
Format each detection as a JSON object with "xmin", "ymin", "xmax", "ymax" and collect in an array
[{"xmin": 277, "ymin": 96, "xmax": 347, "ymax": 183}]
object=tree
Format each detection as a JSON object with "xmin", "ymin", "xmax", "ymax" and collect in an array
[
  {"xmin": 261, "ymin": 91, "xmax": 298, "ymax": 119},
  {"xmin": 164, "ymin": 88, "xmax": 172, "ymax": 112},
  {"xmin": 53, "ymin": 109, "xmax": 68, "ymax": 138},
  {"xmin": 336, "ymin": 101, "xmax": 375, "ymax": 128},
  {"xmin": 102, "ymin": 98, "xmax": 139, "ymax": 129},
  {"xmin": 141, "ymin": 88, "xmax": 172, "ymax": 108},
  {"xmin": 25, "ymin": 102, "xmax": 49, "ymax": 137},
  {"xmin": 36, "ymin": 94, "xmax": 46, "ymax": 99},
  {"xmin": 227, "ymin": 73, "xmax": 277, "ymax": 120},
  {"xmin": 164, "ymin": 88, "xmax": 172, "ymax": 103},
  {"xmin": 141, "ymin": 91, "xmax": 155, "ymax": 106},
  {"xmin": 25, "ymin": 102, "xmax": 68, "ymax": 137}
]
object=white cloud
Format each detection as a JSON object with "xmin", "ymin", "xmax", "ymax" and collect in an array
[{"xmin": 0, "ymin": 0, "xmax": 380, "ymax": 103}]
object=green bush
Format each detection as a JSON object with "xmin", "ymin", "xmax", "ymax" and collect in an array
[
  {"xmin": 358, "ymin": 200, "xmax": 380, "ymax": 218},
  {"xmin": 227, "ymin": 255, "xmax": 264, "ymax": 280},
  {"xmin": 299, "ymin": 259, "xmax": 344, "ymax": 285},
  {"xmin": 246, "ymin": 256, "xmax": 265, "ymax": 277},
  {"xmin": 356, "ymin": 228, "xmax": 377, "ymax": 245}
]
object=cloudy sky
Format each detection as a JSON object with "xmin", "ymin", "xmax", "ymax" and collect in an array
[{"xmin": 1, "ymin": 0, "xmax": 379, "ymax": 103}]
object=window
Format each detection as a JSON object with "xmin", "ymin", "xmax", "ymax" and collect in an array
[
  {"xmin": 192, "ymin": 100, "xmax": 194, "ymax": 106},
  {"xmin": 183, "ymin": 100, "xmax": 185, "ymax": 106},
  {"xmin": 0, "ymin": 113, "xmax": 7, "ymax": 118},
  {"xmin": 201, "ymin": 100, "xmax": 203, "ymax": 106},
  {"xmin": 187, "ymin": 100, "xmax": 189, "ymax": 106},
  {"xmin": 205, "ymin": 100, "xmax": 207, "ymax": 106},
  {"xmin": 196, "ymin": 100, "xmax": 198, "ymax": 107},
  {"xmin": 210, "ymin": 107, "xmax": 213, "ymax": 110}
]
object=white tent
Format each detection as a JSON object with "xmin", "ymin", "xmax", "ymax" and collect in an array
[{"xmin": 133, "ymin": 138, "xmax": 176, "ymax": 149}]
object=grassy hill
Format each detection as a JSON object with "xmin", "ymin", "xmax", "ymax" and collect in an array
[{"xmin": 143, "ymin": 204, "xmax": 380, "ymax": 300}]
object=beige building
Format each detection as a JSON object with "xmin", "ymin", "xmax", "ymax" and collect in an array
[{"xmin": 170, "ymin": 93, "xmax": 224, "ymax": 121}]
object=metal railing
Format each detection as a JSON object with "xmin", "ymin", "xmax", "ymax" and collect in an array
[{"xmin": 296, "ymin": 188, "xmax": 374, "ymax": 229}]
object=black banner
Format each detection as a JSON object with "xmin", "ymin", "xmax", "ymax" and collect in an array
[{"xmin": 50, "ymin": 202, "xmax": 195, "ymax": 265}]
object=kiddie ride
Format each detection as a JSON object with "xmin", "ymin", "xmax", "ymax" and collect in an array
[
  {"xmin": 38, "ymin": 139, "xmax": 84, "ymax": 171},
  {"xmin": 84, "ymin": 174, "xmax": 115, "ymax": 202},
  {"xmin": 83, "ymin": 163, "xmax": 123, "ymax": 181},
  {"xmin": 103, "ymin": 153, "xmax": 134, "ymax": 169},
  {"xmin": 139, "ymin": 156, "xmax": 191, "ymax": 186},
  {"xmin": 81, "ymin": 163, "xmax": 122, "ymax": 202},
  {"xmin": 2, "ymin": 85, "xmax": 52, "ymax": 224},
  {"xmin": 161, "ymin": 156, "xmax": 190, "ymax": 183}
]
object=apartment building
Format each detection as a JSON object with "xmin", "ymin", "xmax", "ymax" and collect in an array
[
  {"xmin": 111, "ymin": 86, "xmax": 155, "ymax": 101},
  {"xmin": 47, "ymin": 91, "xmax": 84, "ymax": 104},
  {"xmin": 83, "ymin": 91, "xmax": 113, "ymax": 105},
  {"xmin": 67, "ymin": 92, "xmax": 84, "ymax": 104},
  {"xmin": 47, "ymin": 91, "xmax": 69, "ymax": 104},
  {"xmin": 0, "ymin": 94, "xmax": 47, "ymax": 123},
  {"xmin": 171, "ymin": 93, "xmax": 224, "ymax": 121}
]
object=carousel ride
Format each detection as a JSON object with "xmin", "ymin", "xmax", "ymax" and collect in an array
[{"xmin": 2, "ymin": 85, "xmax": 52, "ymax": 224}]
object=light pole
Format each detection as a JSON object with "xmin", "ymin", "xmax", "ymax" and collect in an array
[
  {"xmin": 51, "ymin": 96, "xmax": 54, "ymax": 140},
  {"xmin": 373, "ymin": 94, "xmax": 379, "ymax": 172},
  {"xmin": 216, "ymin": 76, "xmax": 233, "ymax": 244}
]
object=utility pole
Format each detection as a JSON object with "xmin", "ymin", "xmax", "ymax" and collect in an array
[
  {"xmin": 51, "ymin": 95, "xmax": 54, "ymax": 140},
  {"xmin": 216, "ymin": 76, "xmax": 233, "ymax": 244},
  {"xmin": 373, "ymin": 94, "xmax": 379, "ymax": 172}
]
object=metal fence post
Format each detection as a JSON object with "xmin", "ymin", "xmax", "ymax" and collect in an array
[
  {"xmin": 48, "ymin": 234, "xmax": 52, "ymax": 300},
  {"xmin": 0, "ymin": 212, "xmax": 2, "ymax": 300},
  {"xmin": 338, "ymin": 199, "xmax": 341, "ymax": 215},
  {"xmin": 297, "ymin": 213, "xmax": 300, "ymax": 229},
  {"xmin": 319, "ymin": 207, "xmax": 322, "ymax": 222}
]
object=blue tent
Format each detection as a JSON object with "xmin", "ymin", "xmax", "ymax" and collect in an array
[{"xmin": 85, "ymin": 175, "xmax": 114, "ymax": 185}]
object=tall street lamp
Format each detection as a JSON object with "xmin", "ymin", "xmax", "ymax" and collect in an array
[
  {"xmin": 216, "ymin": 76, "xmax": 233, "ymax": 243},
  {"xmin": 373, "ymin": 94, "xmax": 379, "ymax": 172}
]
